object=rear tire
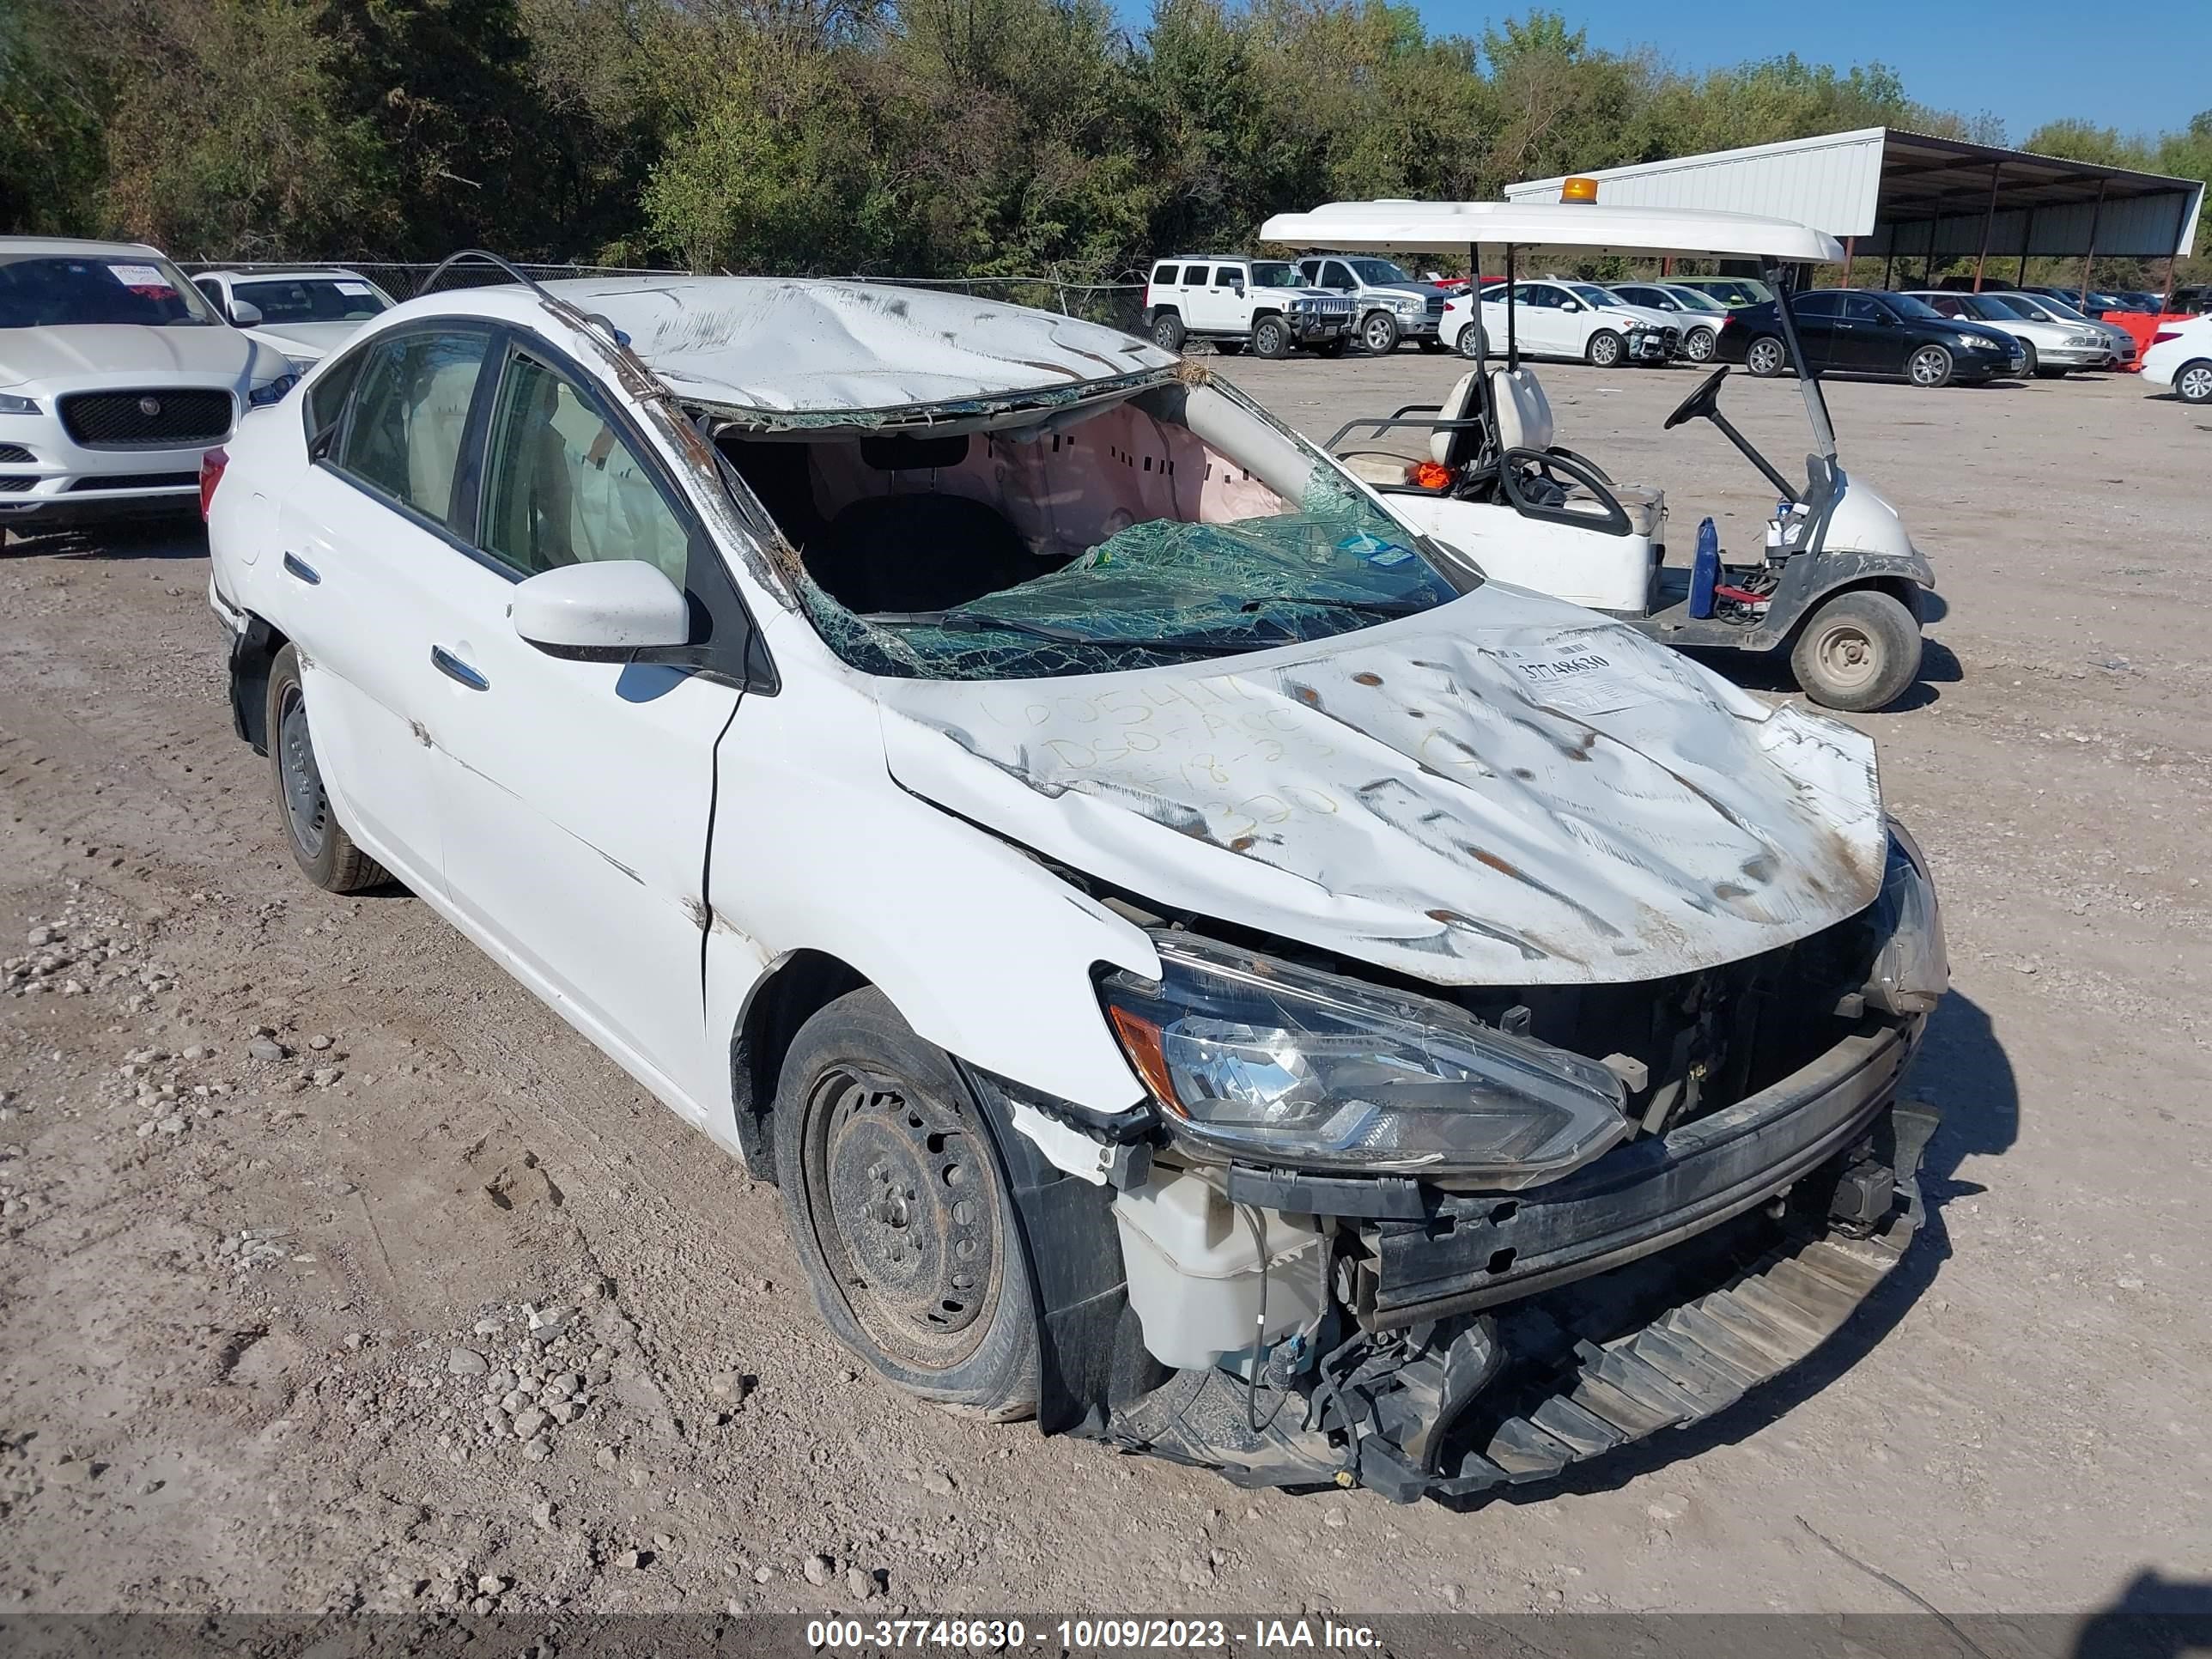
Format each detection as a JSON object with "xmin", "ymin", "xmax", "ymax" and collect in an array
[
  {"xmin": 2176, "ymin": 361, "xmax": 2212, "ymax": 404},
  {"xmin": 266, "ymin": 643, "xmax": 388, "ymax": 894},
  {"xmin": 1745, "ymin": 336, "xmax": 1787, "ymax": 377},
  {"xmin": 1251, "ymin": 315, "xmax": 1291, "ymax": 359},
  {"xmin": 1790, "ymin": 589, "xmax": 1922, "ymax": 713},
  {"xmin": 1455, "ymin": 323, "xmax": 1488, "ymax": 361},
  {"xmin": 1149, "ymin": 311, "xmax": 1185, "ymax": 352},
  {"xmin": 1683, "ymin": 326, "xmax": 1717, "ymax": 363},
  {"xmin": 1586, "ymin": 330, "xmax": 1626, "ymax": 368},
  {"xmin": 771, "ymin": 988, "xmax": 1039, "ymax": 1421}
]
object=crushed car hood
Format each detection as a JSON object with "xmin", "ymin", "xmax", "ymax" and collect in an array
[
  {"xmin": 0, "ymin": 325, "xmax": 268, "ymax": 388},
  {"xmin": 877, "ymin": 585, "xmax": 1887, "ymax": 986}
]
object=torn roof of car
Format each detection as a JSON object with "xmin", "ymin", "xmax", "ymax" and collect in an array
[{"xmin": 533, "ymin": 276, "xmax": 1180, "ymax": 427}]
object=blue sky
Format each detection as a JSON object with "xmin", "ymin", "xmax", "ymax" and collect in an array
[{"xmin": 1416, "ymin": 1, "xmax": 2209, "ymax": 143}]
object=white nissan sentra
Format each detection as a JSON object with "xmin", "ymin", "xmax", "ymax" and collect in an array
[{"xmin": 204, "ymin": 261, "xmax": 1948, "ymax": 1503}]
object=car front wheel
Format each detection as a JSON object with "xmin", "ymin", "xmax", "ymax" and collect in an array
[
  {"xmin": 772, "ymin": 988, "xmax": 1040, "ymax": 1420},
  {"xmin": 1745, "ymin": 336, "xmax": 1788, "ymax": 377},
  {"xmin": 2177, "ymin": 361, "xmax": 2212, "ymax": 404},
  {"xmin": 1585, "ymin": 330, "xmax": 1625, "ymax": 368},
  {"xmin": 1251, "ymin": 316, "xmax": 1291, "ymax": 359},
  {"xmin": 266, "ymin": 642, "xmax": 388, "ymax": 893},
  {"xmin": 1360, "ymin": 312, "xmax": 1401, "ymax": 355},
  {"xmin": 1906, "ymin": 344, "xmax": 1954, "ymax": 388}
]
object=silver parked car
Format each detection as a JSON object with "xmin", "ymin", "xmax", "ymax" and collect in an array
[
  {"xmin": 1608, "ymin": 281, "xmax": 1732, "ymax": 362},
  {"xmin": 1899, "ymin": 290, "xmax": 2115, "ymax": 376},
  {"xmin": 1984, "ymin": 290, "xmax": 2136, "ymax": 366}
]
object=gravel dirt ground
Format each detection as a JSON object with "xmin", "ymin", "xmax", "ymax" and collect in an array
[{"xmin": 1, "ymin": 356, "xmax": 2207, "ymax": 1626}]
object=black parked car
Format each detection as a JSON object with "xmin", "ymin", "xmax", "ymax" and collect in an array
[{"xmin": 1717, "ymin": 289, "xmax": 2027, "ymax": 387}]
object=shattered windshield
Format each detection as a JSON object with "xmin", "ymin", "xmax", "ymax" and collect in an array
[{"xmin": 728, "ymin": 379, "xmax": 1468, "ymax": 683}]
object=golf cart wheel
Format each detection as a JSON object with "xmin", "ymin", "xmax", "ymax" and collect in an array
[
  {"xmin": 266, "ymin": 644, "xmax": 387, "ymax": 894},
  {"xmin": 1251, "ymin": 316, "xmax": 1291, "ymax": 359},
  {"xmin": 1586, "ymin": 330, "xmax": 1625, "ymax": 368},
  {"xmin": 772, "ymin": 988, "xmax": 1039, "ymax": 1420},
  {"xmin": 1746, "ymin": 336, "xmax": 1787, "ymax": 377},
  {"xmin": 2178, "ymin": 361, "xmax": 2212, "ymax": 404},
  {"xmin": 1149, "ymin": 312, "xmax": 1185, "ymax": 352},
  {"xmin": 1790, "ymin": 589, "xmax": 1922, "ymax": 713},
  {"xmin": 1360, "ymin": 312, "xmax": 1401, "ymax": 355},
  {"xmin": 1907, "ymin": 344, "xmax": 1954, "ymax": 388},
  {"xmin": 1455, "ymin": 324, "xmax": 1488, "ymax": 361},
  {"xmin": 1684, "ymin": 326, "xmax": 1717, "ymax": 363}
]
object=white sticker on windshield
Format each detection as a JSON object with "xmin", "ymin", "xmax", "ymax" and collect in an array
[
  {"xmin": 1512, "ymin": 651, "xmax": 1640, "ymax": 714},
  {"xmin": 107, "ymin": 264, "xmax": 173, "ymax": 290},
  {"xmin": 335, "ymin": 281, "xmax": 373, "ymax": 296}
]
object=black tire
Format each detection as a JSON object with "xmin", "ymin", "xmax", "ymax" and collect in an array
[
  {"xmin": 1312, "ymin": 338, "xmax": 1349, "ymax": 358},
  {"xmin": 771, "ymin": 988, "xmax": 1039, "ymax": 1420},
  {"xmin": 266, "ymin": 642, "xmax": 387, "ymax": 893},
  {"xmin": 1417, "ymin": 337, "xmax": 1447, "ymax": 354},
  {"xmin": 1744, "ymin": 335, "xmax": 1788, "ymax": 377},
  {"xmin": 1359, "ymin": 311, "xmax": 1401, "ymax": 355},
  {"xmin": 1683, "ymin": 326, "xmax": 1717, "ymax": 363},
  {"xmin": 1212, "ymin": 339, "xmax": 1243, "ymax": 356},
  {"xmin": 1905, "ymin": 344, "xmax": 1954, "ymax": 388},
  {"xmin": 1251, "ymin": 315, "xmax": 1291, "ymax": 359},
  {"xmin": 2016, "ymin": 342, "xmax": 2039, "ymax": 377},
  {"xmin": 1585, "ymin": 329, "xmax": 1626, "ymax": 368},
  {"xmin": 1789, "ymin": 589, "xmax": 1922, "ymax": 713},
  {"xmin": 2176, "ymin": 360, "xmax": 2212, "ymax": 404},
  {"xmin": 1148, "ymin": 311, "xmax": 1185, "ymax": 352},
  {"xmin": 1455, "ymin": 322, "xmax": 1488, "ymax": 361}
]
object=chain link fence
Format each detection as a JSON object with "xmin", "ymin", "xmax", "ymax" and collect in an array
[{"xmin": 176, "ymin": 262, "xmax": 1147, "ymax": 334}]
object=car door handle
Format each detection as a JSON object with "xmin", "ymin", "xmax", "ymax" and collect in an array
[
  {"xmin": 282, "ymin": 552, "xmax": 321, "ymax": 585},
  {"xmin": 430, "ymin": 646, "xmax": 489, "ymax": 691}
]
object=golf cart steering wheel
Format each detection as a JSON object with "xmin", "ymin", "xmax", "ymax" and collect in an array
[
  {"xmin": 1663, "ymin": 366, "xmax": 1731, "ymax": 431},
  {"xmin": 1497, "ymin": 446, "xmax": 1632, "ymax": 537}
]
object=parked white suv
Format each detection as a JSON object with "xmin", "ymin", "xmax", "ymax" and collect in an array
[
  {"xmin": 191, "ymin": 268, "xmax": 398, "ymax": 374},
  {"xmin": 1443, "ymin": 279, "xmax": 1680, "ymax": 366},
  {"xmin": 205, "ymin": 265, "xmax": 1947, "ymax": 1504},
  {"xmin": 0, "ymin": 237, "xmax": 297, "ymax": 529},
  {"xmin": 1142, "ymin": 257, "xmax": 1354, "ymax": 357}
]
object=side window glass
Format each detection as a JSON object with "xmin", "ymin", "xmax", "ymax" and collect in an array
[
  {"xmin": 1178, "ymin": 266, "xmax": 1202, "ymax": 285},
  {"xmin": 1151, "ymin": 264, "xmax": 1174, "ymax": 287},
  {"xmin": 1793, "ymin": 292, "xmax": 1840, "ymax": 318},
  {"xmin": 1844, "ymin": 296, "xmax": 1885, "ymax": 322},
  {"xmin": 1323, "ymin": 262, "xmax": 1354, "ymax": 290},
  {"xmin": 479, "ymin": 353, "xmax": 691, "ymax": 592},
  {"xmin": 1212, "ymin": 266, "xmax": 1240, "ymax": 288},
  {"xmin": 303, "ymin": 343, "xmax": 371, "ymax": 445},
  {"xmin": 336, "ymin": 330, "xmax": 492, "ymax": 527}
]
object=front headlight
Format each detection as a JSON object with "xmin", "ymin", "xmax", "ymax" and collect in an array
[
  {"xmin": 0, "ymin": 393, "xmax": 40, "ymax": 416},
  {"xmin": 247, "ymin": 374, "xmax": 300, "ymax": 408},
  {"xmin": 1957, "ymin": 333, "xmax": 2001, "ymax": 351},
  {"xmin": 1863, "ymin": 820, "xmax": 1948, "ymax": 1016},
  {"xmin": 1394, "ymin": 297, "xmax": 1425, "ymax": 314},
  {"xmin": 1099, "ymin": 933, "xmax": 1628, "ymax": 1184}
]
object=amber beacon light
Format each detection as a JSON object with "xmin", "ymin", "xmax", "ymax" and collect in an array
[{"xmin": 1559, "ymin": 176, "xmax": 1600, "ymax": 204}]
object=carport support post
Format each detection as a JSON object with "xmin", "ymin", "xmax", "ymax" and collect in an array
[
  {"xmin": 1882, "ymin": 245, "xmax": 1895, "ymax": 289},
  {"xmin": 1972, "ymin": 164, "xmax": 2001, "ymax": 291},
  {"xmin": 2018, "ymin": 207, "xmax": 2035, "ymax": 287},
  {"xmin": 2081, "ymin": 179, "xmax": 2106, "ymax": 304},
  {"xmin": 1842, "ymin": 237, "xmax": 1855, "ymax": 287}
]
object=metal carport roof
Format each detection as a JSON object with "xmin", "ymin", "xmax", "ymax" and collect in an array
[{"xmin": 1510, "ymin": 128, "xmax": 2201, "ymax": 280}]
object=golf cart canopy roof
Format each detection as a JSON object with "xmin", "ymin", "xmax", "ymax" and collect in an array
[{"xmin": 1259, "ymin": 201, "xmax": 1844, "ymax": 264}]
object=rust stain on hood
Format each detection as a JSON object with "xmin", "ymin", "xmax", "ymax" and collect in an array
[{"xmin": 876, "ymin": 585, "xmax": 1887, "ymax": 987}]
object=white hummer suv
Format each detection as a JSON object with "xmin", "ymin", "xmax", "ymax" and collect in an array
[{"xmin": 1141, "ymin": 257, "xmax": 1355, "ymax": 358}]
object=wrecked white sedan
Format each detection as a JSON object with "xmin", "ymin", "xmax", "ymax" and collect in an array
[{"xmin": 204, "ymin": 255, "xmax": 1948, "ymax": 1502}]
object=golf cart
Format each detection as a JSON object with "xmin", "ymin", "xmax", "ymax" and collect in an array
[{"xmin": 1256, "ymin": 196, "xmax": 1936, "ymax": 711}]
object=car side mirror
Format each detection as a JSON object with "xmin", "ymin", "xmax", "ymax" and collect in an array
[
  {"xmin": 229, "ymin": 300, "xmax": 264, "ymax": 326},
  {"xmin": 1561, "ymin": 300, "xmax": 1582, "ymax": 313},
  {"xmin": 511, "ymin": 560, "xmax": 689, "ymax": 656}
]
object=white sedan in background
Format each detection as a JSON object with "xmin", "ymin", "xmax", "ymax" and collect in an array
[
  {"xmin": 2141, "ymin": 314, "xmax": 2212, "ymax": 404},
  {"xmin": 191, "ymin": 268, "xmax": 397, "ymax": 374},
  {"xmin": 1443, "ymin": 278, "xmax": 1680, "ymax": 366},
  {"xmin": 0, "ymin": 236, "xmax": 296, "ymax": 529}
]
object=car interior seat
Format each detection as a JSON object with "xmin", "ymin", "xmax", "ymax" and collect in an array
[{"xmin": 801, "ymin": 435, "xmax": 1042, "ymax": 614}]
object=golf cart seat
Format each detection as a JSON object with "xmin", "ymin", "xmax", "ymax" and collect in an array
[
  {"xmin": 1491, "ymin": 367, "xmax": 1667, "ymax": 539},
  {"xmin": 1334, "ymin": 371, "xmax": 1488, "ymax": 488}
]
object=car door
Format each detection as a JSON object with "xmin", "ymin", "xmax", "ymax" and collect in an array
[
  {"xmin": 275, "ymin": 322, "xmax": 501, "ymax": 893},
  {"xmin": 424, "ymin": 331, "xmax": 761, "ymax": 1118},
  {"xmin": 1210, "ymin": 265, "xmax": 1248, "ymax": 330},
  {"xmin": 1784, "ymin": 292, "xmax": 1845, "ymax": 370},
  {"xmin": 1516, "ymin": 283, "xmax": 1573, "ymax": 356},
  {"xmin": 1841, "ymin": 295, "xmax": 1902, "ymax": 370}
]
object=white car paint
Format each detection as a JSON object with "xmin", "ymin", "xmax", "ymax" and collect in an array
[
  {"xmin": 1442, "ymin": 280, "xmax": 1680, "ymax": 363},
  {"xmin": 190, "ymin": 268, "xmax": 398, "ymax": 372},
  {"xmin": 2140, "ymin": 314, "xmax": 2212, "ymax": 402},
  {"xmin": 0, "ymin": 236, "xmax": 295, "ymax": 524},
  {"xmin": 208, "ymin": 275, "xmax": 1897, "ymax": 1149}
]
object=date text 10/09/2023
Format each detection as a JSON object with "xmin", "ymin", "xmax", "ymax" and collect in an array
[{"xmin": 806, "ymin": 1619, "xmax": 1382, "ymax": 1651}]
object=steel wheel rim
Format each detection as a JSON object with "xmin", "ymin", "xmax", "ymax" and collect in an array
[
  {"xmin": 1686, "ymin": 330, "xmax": 1715, "ymax": 362},
  {"xmin": 1152, "ymin": 319, "xmax": 1179, "ymax": 348},
  {"xmin": 1363, "ymin": 316, "xmax": 1395, "ymax": 352},
  {"xmin": 1910, "ymin": 348, "xmax": 1948, "ymax": 386},
  {"xmin": 801, "ymin": 1061, "xmax": 1003, "ymax": 1372},
  {"xmin": 2180, "ymin": 365, "xmax": 2212, "ymax": 400},
  {"xmin": 1814, "ymin": 621, "xmax": 1881, "ymax": 692},
  {"xmin": 276, "ymin": 684, "xmax": 329, "ymax": 860},
  {"xmin": 1749, "ymin": 339, "xmax": 1783, "ymax": 374},
  {"xmin": 1258, "ymin": 321, "xmax": 1285, "ymax": 354}
]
